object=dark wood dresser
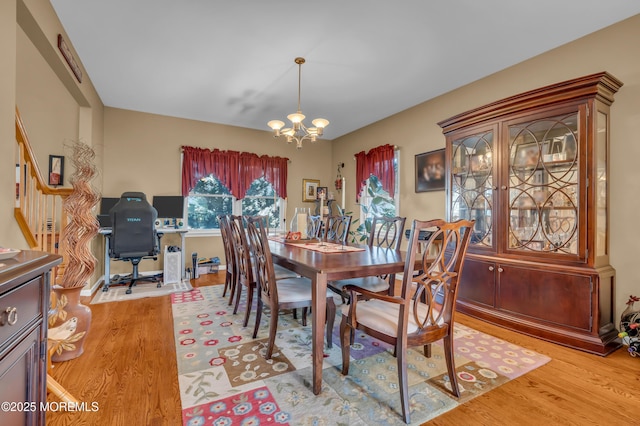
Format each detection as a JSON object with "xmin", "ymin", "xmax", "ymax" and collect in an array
[{"xmin": 0, "ymin": 251, "xmax": 61, "ymax": 425}]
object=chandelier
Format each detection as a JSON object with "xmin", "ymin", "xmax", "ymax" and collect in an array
[{"xmin": 267, "ymin": 57, "xmax": 329, "ymax": 149}]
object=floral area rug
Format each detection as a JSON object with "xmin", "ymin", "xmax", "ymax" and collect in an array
[{"xmin": 172, "ymin": 285, "xmax": 550, "ymax": 425}]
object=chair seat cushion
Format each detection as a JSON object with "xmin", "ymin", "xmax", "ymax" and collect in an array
[
  {"xmin": 341, "ymin": 299, "xmax": 442, "ymax": 337},
  {"xmin": 274, "ymin": 264, "xmax": 299, "ymax": 280},
  {"xmin": 330, "ymin": 276, "xmax": 389, "ymax": 293},
  {"xmin": 276, "ymin": 277, "xmax": 333, "ymax": 303}
]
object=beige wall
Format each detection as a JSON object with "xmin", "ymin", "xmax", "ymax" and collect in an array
[
  {"xmin": 16, "ymin": 25, "xmax": 78, "ymax": 180},
  {"xmin": 333, "ymin": 14, "xmax": 640, "ymax": 321},
  {"xmin": 0, "ymin": 1, "xmax": 20, "ymax": 246}
]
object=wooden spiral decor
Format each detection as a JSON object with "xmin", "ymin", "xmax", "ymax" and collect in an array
[{"xmin": 60, "ymin": 141, "xmax": 100, "ymax": 288}]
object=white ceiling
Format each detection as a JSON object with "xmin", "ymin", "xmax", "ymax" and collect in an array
[{"xmin": 49, "ymin": 1, "xmax": 640, "ymax": 140}]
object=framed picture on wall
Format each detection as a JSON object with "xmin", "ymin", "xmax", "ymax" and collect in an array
[
  {"xmin": 415, "ymin": 149, "xmax": 445, "ymax": 192},
  {"xmin": 49, "ymin": 155, "xmax": 64, "ymax": 186},
  {"xmin": 316, "ymin": 186, "xmax": 328, "ymax": 200},
  {"xmin": 303, "ymin": 179, "xmax": 320, "ymax": 202}
]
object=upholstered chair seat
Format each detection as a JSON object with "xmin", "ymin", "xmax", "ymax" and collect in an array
[
  {"xmin": 341, "ymin": 299, "xmax": 442, "ymax": 336},
  {"xmin": 278, "ymin": 277, "xmax": 334, "ymax": 305},
  {"xmin": 332, "ymin": 276, "xmax": 390, "ymax": 295}
]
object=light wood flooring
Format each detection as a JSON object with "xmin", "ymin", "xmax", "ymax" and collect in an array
[{"xmin": 47, "ymin": 273, "xmax": 639, "ymax": 426}]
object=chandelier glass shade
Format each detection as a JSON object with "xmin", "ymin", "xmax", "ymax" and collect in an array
[{"xmin": 267, "ymin": 57, "xmax": 329, "ymax": 149}]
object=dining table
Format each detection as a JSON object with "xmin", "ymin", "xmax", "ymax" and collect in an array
[{"xmin": 267, "ymin": 237, "xmax": 411, "ymax": 395}]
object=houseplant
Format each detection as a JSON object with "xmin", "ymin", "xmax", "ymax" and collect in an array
[
  {"xmin": 348, "ymin": 175, "xmax": 397, "ymax": 244},
  {"xmin": 49, "ymin": 140, "xmax": 100, "ymax": 361}
]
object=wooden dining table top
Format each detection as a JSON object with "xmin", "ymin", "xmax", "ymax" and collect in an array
[{"xmin": 268, "ymin": 239, "xmax": 407, "ymax": 280}]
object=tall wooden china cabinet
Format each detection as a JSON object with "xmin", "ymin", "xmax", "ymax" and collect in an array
[{"xmin": 438, "ymin": 72, "xmax": 622, "ymax": 355}]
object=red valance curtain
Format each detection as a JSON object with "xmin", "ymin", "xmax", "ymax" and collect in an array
[
  {"xmin": 354, "ymin": 144, "xmax": 395, "ymax": 202},
  {"xmin": 181, "ymin": 146, "xmax": 288, "ymax": 199}
]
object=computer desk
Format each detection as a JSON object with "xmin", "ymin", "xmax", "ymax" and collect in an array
[{"xmin": 99, "ymin": 227, "xmax": 189, "ymax": 285}]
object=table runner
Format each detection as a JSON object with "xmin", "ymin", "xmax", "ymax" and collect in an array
[{"xmin": 268, "ymin": 235, "xmax": 365, "ymax": 253}]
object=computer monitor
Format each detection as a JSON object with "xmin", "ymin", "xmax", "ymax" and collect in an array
[
  {"xmin": 100, "ymin": 197, "xmax": 119, "ymax": 214},
  {"xmin": 97, "ymin": 197, "xmax": 120, "ymax": 228},
  {"xmin": 152, "ymin": 196, "xmax": 184, "ymax": 219}
]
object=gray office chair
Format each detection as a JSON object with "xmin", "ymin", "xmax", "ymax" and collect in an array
[{"xmin": 105, "ymin": 192, "xmax": 160, "ymax": 294}]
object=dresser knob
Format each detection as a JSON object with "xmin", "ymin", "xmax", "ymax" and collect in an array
[
  {"xmin": 488, "ymin": 266, "xmax": 494, "ymax": 271},
  {"xmin": 2, "ymin": 307, "xmax": 18, "ymax": 326},
  {"xmin": 498, "ymin": 267, "xmax": 504, "ymax": 273}
]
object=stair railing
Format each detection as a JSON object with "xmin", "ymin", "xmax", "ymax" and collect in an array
[{"xmin": 14, "ymin": 107, "xmax": 73, "ymax": 284}]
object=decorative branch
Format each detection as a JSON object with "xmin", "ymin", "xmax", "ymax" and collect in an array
[{"xmin": 60, "ymin": 140, "xmax": 100, "ymax": 288}]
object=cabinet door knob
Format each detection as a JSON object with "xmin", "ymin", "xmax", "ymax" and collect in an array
[
  {"xmin": 501, "ymin": 185, "xmax": 507, "ymax": 190},
  {"xmin": 493, "ymin": 186, "xmax": 498, "ymax": 190},
  {"xmin": 498, "ymin": 267, "xmax": 504, "ymax": 273},
  {"xmin": 488, "ymin": 266, "xmax": 494, "ymax": 271},
  {"xmin": 2, "ymin": 307, "xmax": 18, "ymax": 326}
]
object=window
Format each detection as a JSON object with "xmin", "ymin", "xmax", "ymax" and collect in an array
[
  {"xmin": 355, "ymin": 152, "xmax": 399, "ymax": 242},
  {"xmin": 242, "ymin": 178, "xmax": 282, "ymax": 230},
  {"xmin": 181, "ymin": 146, "xmax": 289, "ymax": 234},
  {"xmin": 187, "ymin": 176, "xmax": 284, "ymax": 232},
  {"xmin": 187, "ymin": 176, "xmax": 233, "ymax": 230}
]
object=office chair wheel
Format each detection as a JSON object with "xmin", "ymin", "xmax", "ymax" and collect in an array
[
  {"xmin": 125, "ymin": 288, "xmax": 132, "ymax": 294},
  {"xmin": 102, "ymin": 285, "xmax": 109, "ymax": 292},
  {"xmin": 157, "ymin": 282, "xmax": 162, "ymax": 288}
]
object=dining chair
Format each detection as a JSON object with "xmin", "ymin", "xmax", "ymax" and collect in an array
[
  {"xmin": 328, "ymin": 215, "xmax": 406, "ymax": 304},
  {"xmin": 324, "ymin": 215, "xmax": 352, "ymax": 243},
  {"xmin": 246, "ymin": 216, "xmax": 336, "ymax": 359},
  {"xmin": 307, "ymin": 214, "xmax": 323, "ymax": 239},
  {"xmin": 229, "ymin": 215, "xmax": 299, "ymax": 326},
  {"xmin": 250, "ymin": 215, "xmax": 299, "ymax": 282},
  {"xmin": 340, "ymin": 218, "xmax": 474, "ymax": 424},
  {"xmin": 217, "ymin": 215, "xmax": 237, "ymax": 305}
]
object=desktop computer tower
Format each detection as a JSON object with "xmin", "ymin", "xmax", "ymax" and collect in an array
[{"xmin": 163, "ymin": 246, "xmax": 182, "ymax": 284}]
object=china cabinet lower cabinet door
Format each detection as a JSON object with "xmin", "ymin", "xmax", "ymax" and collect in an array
[{"xmin": 457, "ymin": 258, "xmax": 496, "ymax": 308}]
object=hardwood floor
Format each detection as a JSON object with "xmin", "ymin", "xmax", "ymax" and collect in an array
[{"xmin": 46, "ymin": 273, "xmax": 639, "ymax": 426}]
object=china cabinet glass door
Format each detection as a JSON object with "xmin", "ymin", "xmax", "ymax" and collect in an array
[
  {"xmin": 507, "ymin": 112, "xmax": 579, "ymax": 255},
  {"xmin": 450, "ymin": 129, "xmax": 494, "ymax": 249}
]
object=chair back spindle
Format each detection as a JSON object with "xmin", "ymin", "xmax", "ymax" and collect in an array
[
  {"xmin": 307, "ymin": 215, "xmax": 323, "ymax": 239},
  {"xmin": 324, "ymin": 215, "xmax": 351, "ymax": 243},
  {"xmin": 403, "ymin": 219, "xmax": 473, "ymax": 329},
  {"xmin": 369, "ymin": 216, "xmax": 406, "ymax": 250}
]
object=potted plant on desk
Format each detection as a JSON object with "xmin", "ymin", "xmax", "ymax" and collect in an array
[{"xmin": 48, "ymin": 140, "xmax": 100, "ymax": 362}]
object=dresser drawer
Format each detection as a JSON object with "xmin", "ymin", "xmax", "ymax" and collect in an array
[{"xmin": 0, "ymin": 277, "xmax": 42, "ymax": 349}]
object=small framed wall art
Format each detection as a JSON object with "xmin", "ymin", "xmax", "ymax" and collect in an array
[
  {"xmin": 303, "ymin": 178, "xmax": 320, "ymax": 202},
  {"xmin": 49, "ymin": 155, "xmax": 64, "ymax": 186},
  {"xmin": 316, "ymin": 186, "xmax": 328, "ymax": 200}
]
